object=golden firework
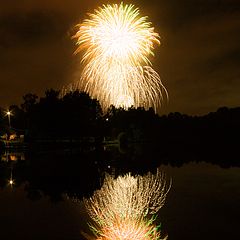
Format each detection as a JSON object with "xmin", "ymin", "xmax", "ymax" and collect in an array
[
  {"xmin": 83, "ymin": 170, "xmax": 171, "ymax": 239},
  {"xmin": 71, "ymin": 3, "xmax": 167, "ymax": 112}
]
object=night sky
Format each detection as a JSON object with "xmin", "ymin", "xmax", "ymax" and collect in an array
[{"xmin": 0, "ymin": 0, "xmax": 239, "ymax": 115}]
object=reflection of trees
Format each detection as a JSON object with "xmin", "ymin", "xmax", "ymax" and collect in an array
[
  {"xmin": 0, "ymin": 150, "xmax": 104, "ymax": 202},
  {"xmin": 82, "ymin": 170, "xmax": 171, "ymax": 240},
  {"xmin": 0, "ymin": 140, "xmax": 238, "ymax": 203},
  {"xmin": 0, "ymin": 134, "xmax": 239, "ymax": 205},
  {"xmin": 24, "ymin": 150, "xmax": 104, "ymax": 202}
]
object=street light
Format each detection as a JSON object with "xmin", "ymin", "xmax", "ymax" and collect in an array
[{"xmin": 5, "ymin": 110, "xmax": 12, "ymax": 128}]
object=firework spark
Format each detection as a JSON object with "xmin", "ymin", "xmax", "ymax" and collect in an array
[
  {"xmin": 82, "ymin": 169, "xmax": 171, "ymax": 239},
  {"xmin": 69, "ymin": 3, "xmax": 167, "ymax": 112}
]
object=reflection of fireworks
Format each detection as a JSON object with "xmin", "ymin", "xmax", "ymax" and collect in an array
[
  {"xmin": 91, "ymin": 216, "xmax": 162, "ymax": 240},
  {"xmin": 72, "ymin": 3, "xmax": 167, "ymax": 112},
  {"xmin": 83, "ymin": 170, "xmax": 171, "ymax": 239}
]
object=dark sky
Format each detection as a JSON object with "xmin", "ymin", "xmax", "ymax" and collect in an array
[{"xmin": 0, "ymin": 0, "xmax": 239, "ymax": 115}]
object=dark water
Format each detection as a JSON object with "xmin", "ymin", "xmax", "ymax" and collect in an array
[{"xmin": 0, "ymin": 146, "xmax": 239, "ymax": 240}]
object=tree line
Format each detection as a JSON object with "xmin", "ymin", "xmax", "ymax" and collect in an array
[{"xmin": 0, "ymin": 89, "xmax": 239, "ymax": 148}]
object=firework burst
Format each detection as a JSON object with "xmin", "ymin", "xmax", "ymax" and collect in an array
[
  {"xmin": 70, "ymin": 3, "xmax": 167, "ymax": 112},
  {"xmin": 82, "ymin": 169, "xmax": 171, "ymax": 239}
]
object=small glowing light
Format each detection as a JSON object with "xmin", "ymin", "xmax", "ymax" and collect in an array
[
  {"xmin": 9, "ymin": 155, "xmax": 17, "ymax": 161},
  {"xmin": 9, "ymin": 179, "xmax": 14, "ymax": 186},
  {"xmin": 9, "ymin": 134, "xmax": 17, "ymax": 141},
  {"xmin": 5, "ymin": 110, "xmax": 12, "ymax": 117}
]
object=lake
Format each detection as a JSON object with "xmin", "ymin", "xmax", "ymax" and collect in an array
[{"xmin": 0, "ymin": 145, "xmax": 239, "ymax": 240}]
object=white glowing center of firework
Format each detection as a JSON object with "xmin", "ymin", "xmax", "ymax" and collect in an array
[
  {"xmin": 116, "ymin": 95, "xmax": 134, "ymax": 108},
  {"xmin": 95, "ymin": 25, "xmax": 138, "ymax": 60}
]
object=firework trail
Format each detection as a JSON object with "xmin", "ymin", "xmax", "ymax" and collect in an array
[
  {"xmin": 67, "ymin": 3, "xmax": 167, "ymax": 112},
  {"xmin": 82, "ymin": 169, "xmax": 171, "ymax": 239}
]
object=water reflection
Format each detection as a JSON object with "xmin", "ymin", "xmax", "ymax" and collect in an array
[
  {"xmin": 104, "ymin": 142, "xmax": 240, "ymax": 170},
  {"xmin": 1, "ymin": 151, "xmax": 25, "ymax": 162},
  {"xmin": 0, "ymin": 149, "xmax": 104, "ymax": 201},
  {"xmin": 0, "ymin": 145, "xmax": 161, "ymax": 202},
  {"xmin": 8, "ymin": 167, "xmax": 15, "ymax": 188},
  {"xmin": 0, "ymin": 145, "xmax": 239, "ymax": 240},
  {"xmin": 70, "ymin": 169, "xmax": 171, "ymax": 240},
  {"xmin": 0, "ymin": 142, "xmax": 239, "ymax": 201}
]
